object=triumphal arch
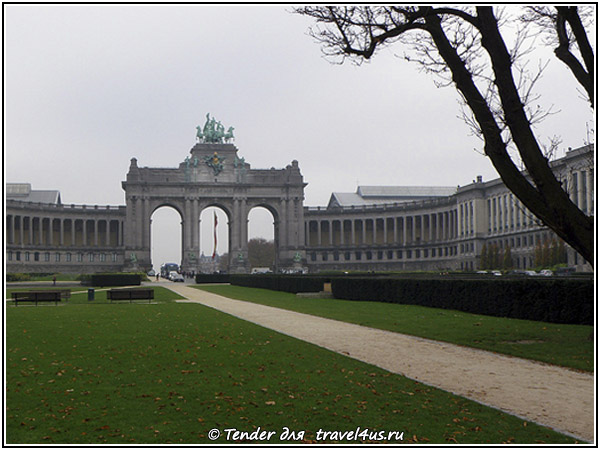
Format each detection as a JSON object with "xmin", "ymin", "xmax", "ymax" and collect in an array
[{"xmin": 121, "ymin": 115, "xmax": 307, "ymax": 273}]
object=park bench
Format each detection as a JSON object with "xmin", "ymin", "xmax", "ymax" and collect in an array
[
  {"xmin": 11, "ymin": 291, "xmax": 62, "ymax": 306},
  {"xmin": 107, "ymin": 288, "xmax": 154, "ymax": 303}
]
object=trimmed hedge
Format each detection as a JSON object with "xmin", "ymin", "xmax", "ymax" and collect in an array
[
  {"xmin": 89, "ymin": 273, "xmax": 141, "ymax": 287},
  {"xmin": 230, "ymin": 274, "xmax": 326, "ymax": 294},
  {"xmin": 195, "ymin": 274, "xmax": 230, "ymax": 284},
  {"xmin": 331, "ymin": 277, "xmax": 593, "ymax": 325}
]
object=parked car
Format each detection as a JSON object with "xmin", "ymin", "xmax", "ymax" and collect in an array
[
  {"xmin": 170, "ymin": 272, "xmax": 185, "ymax": 282},
  {"xmin": 555, "ymin": 267, "xmax": 576, "ymax": 276},
  {"xmin": 540, "ymin": 269, "xmax": 553, "ymax": 276},
  {"xmin": 147, "ymin": 269, "xmax": 156, "ymax": 277},
  {"xmin": 491, "ymin": 270, "xmax": 502, "ymax": 276}
]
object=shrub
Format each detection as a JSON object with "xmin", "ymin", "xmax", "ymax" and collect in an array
[
  {"xmin": 195, "ymin": 274, "xmax": 230, "ymax": 284},
  {"xmin": 89, "ymin": 273, "xmax": 141, "ymax": 287},
  {"xmin": 6, "ymin": 273, "xmax": 32, "ymax": 282},
  {"xmin": 230, "ymin": 274, "xmax": 325, "ymax": 293},
  {"xmin": 331, "ymin": 277, "xmax": 593, "ymax": 325}
]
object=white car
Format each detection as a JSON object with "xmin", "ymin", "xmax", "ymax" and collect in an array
[
  {"xmin": 540, "ymin": 269, "xmax": 553, "ymax": 276},
  {"xmin": 170, "ymin": 273, "xmax": 185, "ymax": 282}
]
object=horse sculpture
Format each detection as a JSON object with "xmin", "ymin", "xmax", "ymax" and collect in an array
[{"xmin": 196, "ymin": 114, "xmax": 234, "ymax": 144}]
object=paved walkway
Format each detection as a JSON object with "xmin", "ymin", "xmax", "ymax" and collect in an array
[{"xmin": 165, "ymin": 283, "xmax": 594, "ymax": 443}]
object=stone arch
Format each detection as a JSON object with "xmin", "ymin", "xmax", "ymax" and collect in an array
[
  {"xmin": 247, "ymin": 204, "xmax": 278, "ymax": 271},
  {"xmin": 150, "ymin": 203, "xmax": 184, "ymax": 271},
  {"xmin": 121, "ymin": 143, "xmax": 306, "ymax": 273}
]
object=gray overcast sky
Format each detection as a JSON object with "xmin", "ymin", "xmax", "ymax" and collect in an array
[{"xmin": 4, "ymin": 4, "xmax": 594, "ymax": 268}]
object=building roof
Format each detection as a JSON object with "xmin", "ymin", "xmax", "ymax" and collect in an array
[
  {"xmin": 327, "ymin": 185, "xmax": 456, "ymax": 209},
  {"xmin": 6, "ymin": 183, "xmax": 62, "ymax": 204}
]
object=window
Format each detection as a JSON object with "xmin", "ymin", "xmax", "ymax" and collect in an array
[
  {"xmin": 66, "ymin": 253, "xmax": 72, "ymax": 262},
  {"xmin": 55, "ymin": 253, "xmax": 61, "ymax": 262},
  {"xmin": 8, "ymin": 251, "xmax": 12, "ymax": 261},
  {"xmin": 112, "ymin": 253, "xmax": 118, "ymax": 262},
  {"xmin": 44, "ymin": 252, "xmax": 50, "ymax": 262},
  {"xmin": 34, "ymin": 252, "xmax": 40, "ymax": 261},
  {"xmin": 77, "ymin": 253, "xmax": 83, "ymax": 262},
  {"xmin": 100, "ymin": 253, "xmax": 106, "ymax": 262},
  {"xmin": 25, "ymin": 252, "xmax": 30, "ymax": 261}
]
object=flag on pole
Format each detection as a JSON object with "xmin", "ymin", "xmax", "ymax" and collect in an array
[{"xmin": 212, "ymin": 211, "xmax": 218, "ymax": 259}]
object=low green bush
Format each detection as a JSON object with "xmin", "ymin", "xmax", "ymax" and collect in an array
[
  {"xmin": 331, "ymin": 277, "xmax": 593, "ymax": 325},
  {"xmin": 230, "ymin": 274, "xmax": 325, "ymax": 293},
  {"xmin": 195, "ymin": 273, "xmax": 230, "ymax": 284},
  {"xmin": 6, "ymin": 273, "xmax": 32, "ymax": 282},
  {"xmin": 89, "ymin": 273, "xmax": 141, "ymax": 287}
]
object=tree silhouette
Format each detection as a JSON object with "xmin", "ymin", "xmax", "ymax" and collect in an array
[{"xmin": 295, "ymin": 6, "xmax": 594, "ymax": 265}]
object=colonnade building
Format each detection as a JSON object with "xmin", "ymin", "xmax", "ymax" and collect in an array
[
  {"xmin": 6, "ymin": 183, "xmax": 127, "ymax": 273},
  {"xmin": 303, "ymin": 145, "xmax": 593, "ymax": 273},
  {"xmin": 5, "ymin": 144, "xmax": 594, "ymax": 274}
]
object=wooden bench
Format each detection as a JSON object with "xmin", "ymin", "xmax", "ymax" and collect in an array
[
  {"xmin": 107, "ymin": 288, "xmax": 154, "ymax": 303},
  {"xmin": 12, "ymin": 291, "xmax": 62, "ymax": 306}
]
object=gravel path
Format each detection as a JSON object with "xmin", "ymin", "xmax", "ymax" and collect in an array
[{"xmin": 165, "ymin": 284, "xmax": 594, "ymax": 442}]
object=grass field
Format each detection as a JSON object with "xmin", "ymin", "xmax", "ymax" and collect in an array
[
  {"xmin": 5, "ymin": 301, "xmax": 580, "ymax": 444},
  {"xmin": 195, "ymin": 285, "xmax": 594, "ymax": 372}
]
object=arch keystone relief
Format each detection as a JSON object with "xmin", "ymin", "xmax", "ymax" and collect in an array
[{"xmin": 122, "ymin": 140, "xmax": 307, "ymax": 274}]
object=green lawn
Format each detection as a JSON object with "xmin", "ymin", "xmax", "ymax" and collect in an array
[
  {"xmin": 195, "ymin": 285, "xmax": 594, "ymax": 372},
  {"xmin": 6, "ymin": 303, "xmax": 580, "ymax": 444}
]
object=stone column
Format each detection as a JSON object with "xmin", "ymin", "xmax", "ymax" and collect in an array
[
  {"xmin": 429, "ymin": 214, "xmax": 434, "ymax": 241},
  {"xmin": 383, "ymin": 218, "xmax": 388, "ymax": 244},
  {"xmin": 587, "ymin": 170, "xmax": 594, "ymax": 214},
  {"xmin": 8, "ymin": 215, "xmax": 13, "ymax": 244},
  {"xmin": 402, "ymin": 217, "xmax": 407, "ymax": 244},
  {"xmin": 361, "ymin": 219, "xmax": 367, "ymax": 245},
  {"xmin": 92, "ymin": 219, "xmax": 97, "ymax": 247},
  {"xmin": 281, "ymin": 198, "xmax": 289, "ymax": 249},
  {"xmin": 578, "ymin": 170, "xmax": 586, "ymax": 212},
  {"xmin": 37, "ymin": 217, "xmax": 43, "ymax": 245},
  {"xmin": 193, "ymin": 199, "xmax": 200, "ymax": 253}
]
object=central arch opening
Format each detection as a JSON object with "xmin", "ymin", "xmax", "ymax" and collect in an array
[
  {"xmin": 248, "ymin": 206, "xmax": 276, "ymax": 273},
  {"xmin": 151, "ymin": 206, "xmax": 183, "ymax": 275}
]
